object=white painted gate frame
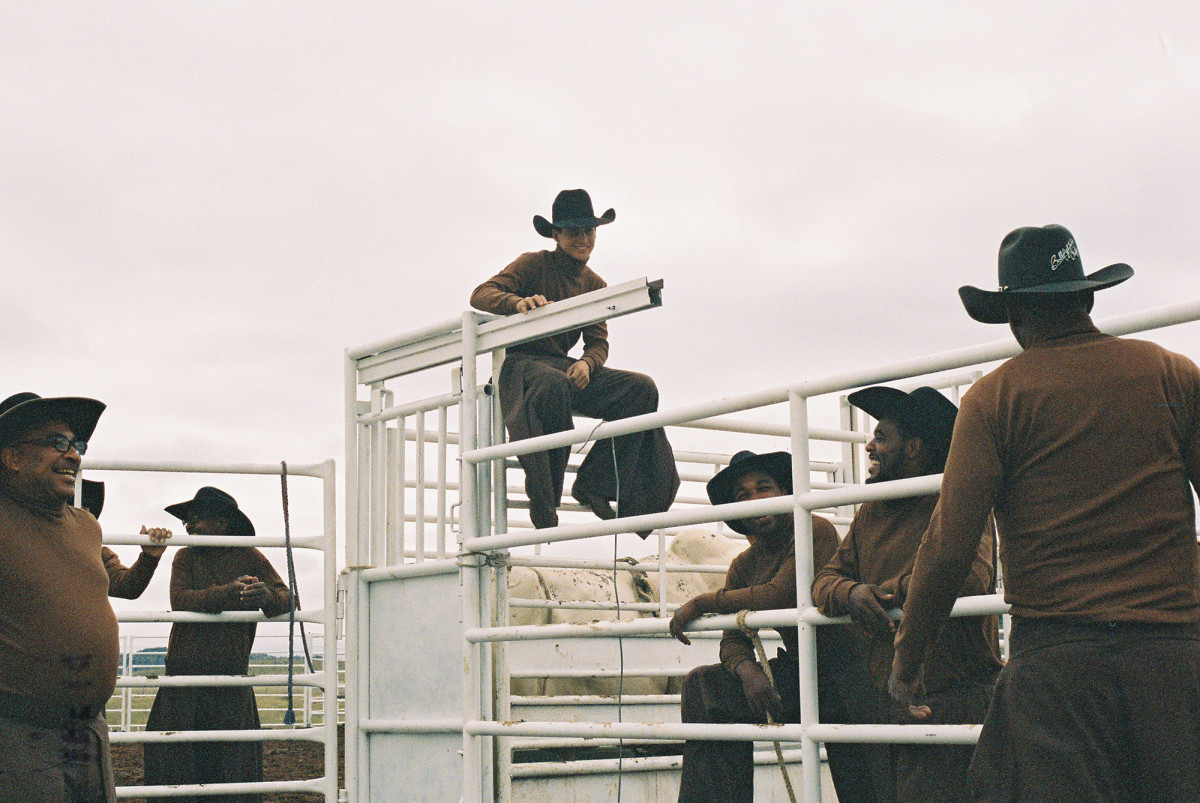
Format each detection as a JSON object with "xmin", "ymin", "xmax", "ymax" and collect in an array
[
  {"xmin": 89, "ymin": 458, "xmax": 339, "ymax": 801},
  {"xmin": 344, "ymin": 287, "xmax": 1200, "ymax": 802}
]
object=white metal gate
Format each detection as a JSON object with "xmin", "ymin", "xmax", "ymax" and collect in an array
[{"xmin": 343, "ymin": 285, "xmax": 1200, "ymax": 802}]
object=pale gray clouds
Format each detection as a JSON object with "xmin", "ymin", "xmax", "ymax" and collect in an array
[{"xmin": 2, "ymin": 2, "xmax": 1198, "ymax": 603}]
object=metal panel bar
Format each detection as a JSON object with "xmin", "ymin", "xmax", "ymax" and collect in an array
[{"xmin": 356, "ymin": 279, "xmax": 662, "ymax": 383}]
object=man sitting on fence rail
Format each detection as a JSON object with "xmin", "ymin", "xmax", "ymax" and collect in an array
[
  {"xmin": 813, "ymin": 386, "xmax": 1002, "ymax": 802},
  {"xmin": 79, "ymin": 479, "xmax": 173, "ymax": 599},
  {"xmin": 890, "ymin": 224, "xmax": 1200, "ymax": 800},
  {"xmin": 668, "ymin": 450, "xmax": 882, "ymax": 803},
  {"xmin": 470, "ymin": 188, "xmax": 679, "ymax": 535},
  {"xmin": 142, "ymin": 486, "xmax": 292, "ymax": 803},
  {"xmin": 0, "ymin": 391, "xmax": 119, "ymax": 801}
]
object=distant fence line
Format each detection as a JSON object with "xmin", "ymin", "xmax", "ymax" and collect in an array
[{"xmin": 107, "ymin": 633, "xmax": 347, "ymax": 731}]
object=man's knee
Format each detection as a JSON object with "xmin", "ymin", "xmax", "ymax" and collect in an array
[
  {"xmin": 526, "ymin": 369, "xmax": 574, "ymax": 410},
  {"xmin": 619, "ymin": 371, "xmax": 659, "ymax": 412}
]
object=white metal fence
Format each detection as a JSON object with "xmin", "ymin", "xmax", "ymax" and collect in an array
[
  {"xmin": 89, "ymin": 458, "xmax": 340, "ymax": 801},
  {"xmin": 343, "ymin": 283, "xmax": 1200, "ymax": 801}
]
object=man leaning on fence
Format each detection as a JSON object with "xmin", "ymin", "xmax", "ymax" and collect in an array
[
  {"xmin": 0, "ymin": 391, "xmax": 119, "ymax": 802},
  {"xmin": 668, "ymin": 450, "xmax": 884, "ymax": 803},
  {"xmin": 890, "ymin": 224, "xmax": 1200, "ymax": 800},
  {"xmin": 142, "ymin": 486, "xmax": 291, "ymax": 803},
  {"xmin": 813, "ymin": 386, "xmax": 1002, "ymax": 802}
]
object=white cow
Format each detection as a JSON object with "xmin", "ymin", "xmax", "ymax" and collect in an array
[{"xmin": 507, "ymin": 529, "xmax": 744, "ymax": 697}]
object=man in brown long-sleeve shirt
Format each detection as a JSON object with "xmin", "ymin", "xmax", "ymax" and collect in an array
[
  {"xmin": 814, "ymin": 386, "xmax": 1001, "ymax": 802},
  {"xmin": 890, "ymin": 224, "xmax": 1200, "ymax": 801},
  {"xmin": 669, "ymin": 450, "xmax": 881, "ymax": 803},
  {"xmin": 0, "ymin": 391, "xmax": 118, "ymax": 802},
  {"xmin": 81, "ymin": 479, "xmax": 173, "ymax": 599},
  {"xmin": 470, "ymin": 189, "xmax": 678, "ymax": 534}
]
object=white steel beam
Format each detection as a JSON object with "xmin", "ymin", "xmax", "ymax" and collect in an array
[{"xmin": 352, "ymin": 278, "xmax": 663, "ymax": 383}]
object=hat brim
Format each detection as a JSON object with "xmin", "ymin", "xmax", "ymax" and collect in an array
[
  {"xmin": 164, "ymin": 499, "xmax": 256, "ymax": 536},
  {"xmin": 0, "ymin": 396, "xmax": 105, "ymax": 446},
  {"xmin": 80, "ymin": 479, "xmax": 105, "ymax": 518},
  {"xmin": 706, "ymin": 451, "xmax": 792, "ymax": 535},
  {"xmin": 533, "ymin": 208, "xmax": 616, "ymax": 238},
  {"xmin": 959, "ymin": 263, "xmax": 1134, "ymax": 324}
]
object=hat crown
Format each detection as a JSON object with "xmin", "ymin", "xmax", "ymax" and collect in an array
[
  {"xmin": 0, "ymin": 393, "xmax": 41, "ymax": 418},
  {"xmin": 550, "ymin": 189, "xmax": 597, "ymax": 226},
  {"xmin": 998, "ymin": 224, "xmax": 1086, "ymax": 291}
]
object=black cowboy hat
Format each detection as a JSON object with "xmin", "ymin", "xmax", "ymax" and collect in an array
[
  {"xmin": 165, "ymin": 486, "xmax": 255, "ymax": 536},
  {"xmin": 847, "ymin": 386, "xmax": 958, "ymax": 457},
  {"xmin": 706, "ymin": 450, "xmax": 792, "ymax": 535},
  {"xmin": 959, "ymin": 224, "xmax": 1133, "ymax": 324},
  {"xmin": 81, "ymin": 479, "xmax": 105, "ymax": 517},
  {"xmin": 0, "ymin": 392, "xmax": 105, "ymax": 447},
  {"xmin": 533, "ymin": 189, "xmax": 616, "ymax": 238}
]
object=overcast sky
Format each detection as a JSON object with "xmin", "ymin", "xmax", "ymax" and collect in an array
[{"xmin": 3, "ymin": 3, "xmax": 1199, "ymax": 620}]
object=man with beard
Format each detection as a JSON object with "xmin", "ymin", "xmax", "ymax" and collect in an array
[
  {"xmin": 142, "ymin": 487, "xmax": 291, "ymax": 803},
  {"xmin": 0, "ymin": 391, "xmax": 117, "ymax": 801},
  {"xmin": 813, "ymin": 386, "xmax": 1001, "ymax": 802},
  {"xmin": 890, "ymin": 224, "xmax": 1200, "ymax": 800},
  {"xmin": 668, "ymin": 450, "xmax": 882, "ymax": 802},
  {"xmin": 470, "ymin": 189, "xmax": 679, "ymax": 535}
]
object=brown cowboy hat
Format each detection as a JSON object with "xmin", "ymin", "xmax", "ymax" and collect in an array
[
  {"xmin": 165, "ymin": 486, "xmax": 256, "ymax": 536},
  {"xmin": 533, "ymin": 189, "xmax": 616, "ymax": 238},
  {"xmin": 706, "ymin": 450, "xmax": 792, "ymax": 535},
  {"xmin": 959, "ymin": 224, "xmax": 1133, "ymax": 324},
  {"xmin": 0, "ymin": 392, "xmax": 105, "ymax": 447}
]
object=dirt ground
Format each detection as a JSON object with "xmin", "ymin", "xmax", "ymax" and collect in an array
[{"xmin": 111, "ymin": 725, "xmax": 344, "ymax": 802}]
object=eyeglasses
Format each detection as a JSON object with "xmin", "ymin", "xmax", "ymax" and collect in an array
[{"xmin": 12, "ymin": 434, "xmax": 88, "ymax": 455}]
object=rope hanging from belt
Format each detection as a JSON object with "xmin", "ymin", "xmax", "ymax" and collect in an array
[{"xmin": 736, "ymin": 609, "xmax": 798, "ymax": 803}]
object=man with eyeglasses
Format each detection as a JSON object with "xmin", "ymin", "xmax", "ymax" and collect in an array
[
  {"xmin": 0, "ymin": 391, "xmax": 120, "ymax": 801},
  {"xmin": 471, "ymin": 188, "xmax": 679, "ymax": 535}
]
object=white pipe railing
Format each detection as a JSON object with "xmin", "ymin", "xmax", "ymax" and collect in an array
[
  {"xmin": 345, "ymin": 290, "xmax": 1200, "ymax": 801},
  {"xmin": 87, "ymin": 457, "xmax": 339, "ymax": 802}
]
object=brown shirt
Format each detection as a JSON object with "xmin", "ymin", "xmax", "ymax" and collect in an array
[
  {"xmin": 896, "ymin": 326, "xmax": 1200, "ymax": 679},
  {"xmin": 680, "ymin": 515, "xmax": 839, "ymax": 673},
  {"xmin": 813, "ymin": 494, "xmax": 1002, "ymax": 692},
  {"xmin": 164, "ymin": 545, "xmax": 291, "ymax": 676},
  {"xmin": 470, "ymin": 248, "xmax": 609, "ymax": 371},
  {"xmin": 103, "ymin": 546, "xmax": 162, "ymax": 599},
  {"xmin": 0, "ymin": 495, "xmax": 118, "ymax": 711}
]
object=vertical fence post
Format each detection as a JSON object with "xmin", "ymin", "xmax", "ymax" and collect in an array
[{"xmin": 790, "ymin": 389, "xmax": 823, "ymax": 802}]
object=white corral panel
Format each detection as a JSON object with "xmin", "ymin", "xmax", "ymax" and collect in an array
[{"xmin": 367, "ymin": 572, "xmax": 463, "ymax": 799}]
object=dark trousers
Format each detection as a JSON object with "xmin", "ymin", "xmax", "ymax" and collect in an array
[
  {"xmin": 970, "ymin": 617, "xmax": 1200, "ymax": 802},
  {"xmin": 0, "ymin": 711, "xmax": 115, "ymax": 803},
  {"xmin": 891, "ymin": 677, "xmax": 995, "ymax": 803},
  {"xmin": 678, "ymin": 654, "xmax": 889, "ymax": 803},
  {"xmin": 498, "ymin": 352, "xmax": 679, "ymax": 528}
]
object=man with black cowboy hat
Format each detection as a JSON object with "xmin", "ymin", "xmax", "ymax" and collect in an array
[
  {"xmin": 668, "ymin": 450, "xmax": 880, "ymax": 803},
  {"xmin": 813, "ymin": 386, "xmax": 1002, "ymax": 802},
  {"xmin": 0, "ymin": 391, "xmax": 119, "ymax": 801},
  {"xmin": 142, "ymin": 487, "xmax": 291, "ymax": 803},
  {"xmin": 890, "ymin": 224, "xmax": 1200, "ymax": 800},
  {"xmin": 470, "ymin": 188, "xmax": 679, "ymax": 534}
]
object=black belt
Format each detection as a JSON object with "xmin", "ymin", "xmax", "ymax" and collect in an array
[{"xmin": 0, "ymin": 691, "xmax": 97, "ymax": 730}]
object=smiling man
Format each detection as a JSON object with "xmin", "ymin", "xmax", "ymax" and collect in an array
[
  {"xmin": 470, "ymin": 189, "xmax": 679, "ymax": 535},
  {"xmin": 669, "ymin": 450, "xmax": 880, "ymax": 803},
  {"xmin": 813, "ymin": 386, "xmax": 1001, "ymax": 802},
  {"xmin": 0, "ymin": 391, "xmax": 118, "ymax": 802}
]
